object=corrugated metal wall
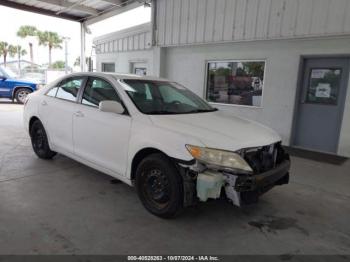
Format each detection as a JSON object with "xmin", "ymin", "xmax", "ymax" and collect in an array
[
  {"xmin": 156, "ymin": 0, "xmax": 350, "ymax": 46},
  {"xmin": 95, "ymin": 25, "xmax": 152, "ymax": 54}
]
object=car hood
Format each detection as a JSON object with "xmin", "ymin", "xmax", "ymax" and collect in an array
[{"xmin": 149, "ymin": 111, "xmax": 281, "ymax": 152}]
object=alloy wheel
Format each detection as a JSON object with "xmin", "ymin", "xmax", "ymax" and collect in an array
[{"xmin": 17, "ymin": 90, "xmax": 30, "ymax": 103}]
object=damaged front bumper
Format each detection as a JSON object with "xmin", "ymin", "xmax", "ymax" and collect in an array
[
  {"xmin": 177, "ymin": 143, "xmax": 291, "ymax": 208},
  {"xmin": 222, "ymin": 159, "xmax": 290, "ymax": 206}
]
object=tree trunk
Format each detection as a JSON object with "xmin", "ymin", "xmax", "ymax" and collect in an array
[
  {"xmin": 29, "ymin": 42, "xmax": 34, "ymax": 72},
  {"xmin": 3, "ymin": 53, "xmax": 7, "ymax": 67},
  {"xmin": 18, "ymin": 52, "xmax": 21, "ymax": 76},
  {"xmin": 29, "ymin": 43, "xmax": 33, "ymax": 63},
  {"xmin": 49, "ymin": 46, "xmax": 52, "ymax": 68}
]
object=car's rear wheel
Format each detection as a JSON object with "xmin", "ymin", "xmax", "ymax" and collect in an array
[
  {"xmin": 135, "ymin": 153, "xmax": 183, "ymax": 218},
  {"xmin": 15, "ymin": 88, "xmax": 32, "ymax": 104},
  {"xmin": 30, "ymin": 120, "xmax": 57, "ymax": 159}
]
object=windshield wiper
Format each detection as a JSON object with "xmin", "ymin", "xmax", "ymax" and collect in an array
[
  {"xmin": 146, "ymin": 108, "xmax": 218, "ymax": 115},
  {"xmin": 146, "ymin": 110, "xmax": 178, "ymax": 115},
  {"xmin": 186, "ymin": 108, "xmax": 218, "ymax": 113}
]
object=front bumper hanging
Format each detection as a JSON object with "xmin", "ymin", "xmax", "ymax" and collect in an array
[
  {"xmin": 178, "ymin": 143, "xmax": 291, "ymax": 207},
  {"xmin": 223, "ymin": 159, "xmax": 290, "ymax": 206}
]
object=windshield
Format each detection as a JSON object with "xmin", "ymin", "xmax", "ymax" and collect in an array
[
  {"xmin": 121, "ymin": 80, "xmax": 217, "ymax": 115},
  {"xmin": 0, "ymin": 66, "xmax": 18, "ymax": 78}
]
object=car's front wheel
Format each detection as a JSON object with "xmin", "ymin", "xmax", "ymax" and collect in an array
[
  {"xmin": 30, "ymin": 120, "xmax": 57, "ymax": 159},
  {"xmin": 135, "ymin": 153, "xmax": 183, "ymax": 218},
  {"xmin": 15, "ymin": 88, "xmax": 32, "ymax": 104}
]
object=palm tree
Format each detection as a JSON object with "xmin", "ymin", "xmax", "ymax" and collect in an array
[
  {"xmin": 37, "ymin": 31, "xmax": 62, "ymax": 68},
  {"xmin": 8, "ymin": 45, "xmax": 17, "ymax": 59},
  {"xmin": 16, "ymin": 45, "xmax": 27, "ymax": 75},
  {"xmin": 16, "ymin": 45, "xmax": 27, "ymax": 61},
  {"xmin": 17, "ymin": 25, "xmax": 37, "ymax": 64},
  {"xmin": 0, "ymin": 42, "xmax": 10, "ymax": 66}
]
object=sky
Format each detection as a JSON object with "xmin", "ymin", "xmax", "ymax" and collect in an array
[{"xmin": 0, "ymin": 5, "xmax": 151, "ymax": 69}]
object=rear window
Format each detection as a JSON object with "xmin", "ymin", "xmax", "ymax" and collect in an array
[{"xmin": 55, "ymin": 77, "xmax": 84, "ymax": 102}]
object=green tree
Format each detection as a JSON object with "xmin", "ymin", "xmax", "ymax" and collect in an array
[
  {"xmin": 17, "ymin": 25, "xmax": 37, "ymax": 63},
  {"xmin": 0, "ymin": 42, "xmax": 11, "ymax": 66},
  {"xmin": 8, "ymin": 45, "xmax": 17, "ymax": 59},
  {"xmin": 242, "ymin": 62, "xmax": 265, "ymax": 80},
  {"xmin": 37, "ymin": 31, "xmax": 62, "ymax": 68},
  {"xmin": 16, "ymin": 45, "xmax": 27, "ymax": 61},
  {"xmin": 15, "ymin": 45, "xmax": 27, "ymax": 75},
  {"xmin": 51, "ymin": 60, "xmax": 65, "ymax": 69}
]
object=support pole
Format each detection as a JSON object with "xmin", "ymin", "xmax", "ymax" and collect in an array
[
  {"xmin": 80, "ymin": 22, "xmax": 86, "ymax": 72},
  {"xmin": 63, "ymin": 37, "xmax": 70, "ymax": 74}
]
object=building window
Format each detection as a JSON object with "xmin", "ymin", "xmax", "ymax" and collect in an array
[
  {"xmin": 306, "ymin": 68, "xmax": 342, "ymax": 105},
  {"xmin": 109, "ymin": 42, "xmax": 113, "ymax": 53},
  {"xmin": 206, "ymin": 60, "xmax": 265, "ymax": 107},
  {"xmin": 101, "ymin": 63, "xmax": 115, "ymax": 72},
  {"xmin": 134, "ymin": 67, "xmax": 147, "ymax": 76}
]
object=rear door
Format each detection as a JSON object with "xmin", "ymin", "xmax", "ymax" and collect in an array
[
  {"xmin": 39, "ymin": 76, "xmax": 86, "ymax": 154},
  {"xmin": 73, "ymin": 76, "xmax": 132, "ymax": 176}
]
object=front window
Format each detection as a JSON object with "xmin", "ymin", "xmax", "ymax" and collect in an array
[
  {"xmin": 82, "ymin": 77, "xmax": 121, "ymax": 107},
  {"xmin": 206, "ymin": 60, "xmax": 265, "ymax": 107},
  {"xmin": 121, "ymin": 80, "xmax": 216, "ymax": 115}
]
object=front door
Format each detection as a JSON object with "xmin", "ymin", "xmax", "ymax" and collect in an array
[
  {"xmin": 293, "ymin": 57, "xmax": 350, "ymax": 153},
  {"xmin": 73, "ymin": 76, "xmax": 131, "ymax": 176}
]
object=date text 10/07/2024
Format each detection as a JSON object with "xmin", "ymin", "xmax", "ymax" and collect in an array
[{"xmin": 127, "ymin": 256, "xmax": 220, "ymax": 261}]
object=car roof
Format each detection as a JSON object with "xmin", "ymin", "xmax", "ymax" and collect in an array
[{"xmin": 66, "ymin": 72, "xmax": 170, "ymax": 82}]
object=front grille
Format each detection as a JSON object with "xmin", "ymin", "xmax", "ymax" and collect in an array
[{"xmin": 242, "ymin": 142, "xmax": 286, "ymax": 174}]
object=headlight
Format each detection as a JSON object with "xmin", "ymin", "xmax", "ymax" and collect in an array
[{"xmin": 186, "ymin": 145, "xmax": 253, "ymax": 174}]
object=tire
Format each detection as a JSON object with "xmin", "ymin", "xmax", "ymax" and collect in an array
[
  {"xmin": 30, "ymin": 120, "xmax": 57, "ymax": 159},
  {"xmin": 135, "ymin": 153, "xmax": 183, "ymax": 218},
  {"xmin": 15, "ymin": 88, "xmax": 32, "ymax": 104}
]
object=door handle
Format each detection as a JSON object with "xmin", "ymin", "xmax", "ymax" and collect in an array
[
  {"xmin": 74, "ymin": 111, "xmax": 84, "ymax": 117},
  {"xmin": 41, "ymin": 100, "xmax": 47, "ymax": 106}
]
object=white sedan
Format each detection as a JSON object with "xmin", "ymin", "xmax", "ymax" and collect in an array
[{"xmin": 23, "ymin": 73, "xmax": 290, "ymax": 218}]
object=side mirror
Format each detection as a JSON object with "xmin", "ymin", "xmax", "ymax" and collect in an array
[
  {"xmin": 0, "ymin": 75, "xmax": 6, "ymax": 81},
  {"xmin": 99, "ymin": 100, "xmax": 125, "ymax": 114}
]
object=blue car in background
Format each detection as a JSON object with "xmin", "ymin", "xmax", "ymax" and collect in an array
[{"xmin": 0, "ymin": 66, "xmax": 39, "ymax": 104}]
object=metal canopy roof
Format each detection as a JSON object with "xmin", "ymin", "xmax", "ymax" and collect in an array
[{"xmin": 0, "ymin": 0, "xmax": 143, "ymax": 23}]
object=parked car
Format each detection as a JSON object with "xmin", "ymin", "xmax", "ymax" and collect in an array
[
  {"xmin": 0, "ymin": 66, "xmax": 39, "ymax": 104},
  {"xmin": 23, "ymin": 73, "xmax": 290, "ymax": 218}
]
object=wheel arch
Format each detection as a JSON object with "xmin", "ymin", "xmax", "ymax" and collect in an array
[
  {"xmin": 130, "ymin": 147, "xmax": 167, "ymax": 181},
  {"xmin": 29, "ymin": 116, "xmax": 40, "ymax": 135},
  {"xmin": 12, "ymin": 86, "xmax": 34, "ymax": 99},
  {"xmin": 129, "ymin": 147, "xmax": 195, "ymax": 182}
]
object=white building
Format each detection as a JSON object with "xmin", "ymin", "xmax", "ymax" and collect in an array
[{"xmin": 94, "ymin": 0, "xmax": 350, "ymax": 157}]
